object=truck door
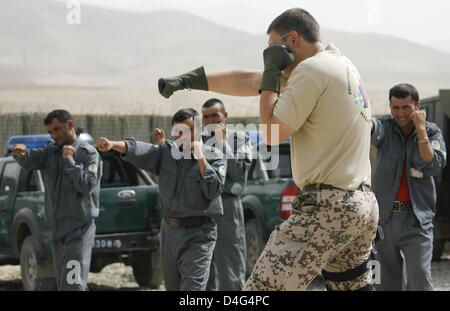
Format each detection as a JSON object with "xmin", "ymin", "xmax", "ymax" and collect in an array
[
  {"xmin": 96, "ymin": 152, "xmax": 159, "ymax": 234},
  {"xmin": 0, "ymin": 161, "xmax": 20, "ymax": 250}
]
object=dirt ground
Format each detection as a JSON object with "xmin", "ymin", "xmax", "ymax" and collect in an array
[
  {"xmin": 2, "ymin": 246, "xmax": 450, "ymax": 291},
  {"xmin": 0, "ymin": 263, "xmax": 162, "ymax": 291}
]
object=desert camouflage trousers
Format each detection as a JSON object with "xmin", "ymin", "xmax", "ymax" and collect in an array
[{"xmin": 245, "ymin": 187, "xmax": 379, "ymax": 291}]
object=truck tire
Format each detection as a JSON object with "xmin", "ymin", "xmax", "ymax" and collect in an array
[
  {"xmin": 131, "ymin": 251, "xmax": 163, "ymax": 289},
  {"xmin": 20, "ymin": 236, "xmax": 57, "ymax": 291},
  {"xmin": 245, "ymin": 218, "xmax": 265, "ymax": 277},
  {"xmin": 432, "ymin": 239, "xmax": 446, "ymax": 261}
]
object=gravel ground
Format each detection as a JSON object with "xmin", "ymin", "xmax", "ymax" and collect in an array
[
  {"xmin": 0, "ymin": 263, "xmax": 163, "ymax": 291},
  {"xmin": 2, "ymin": 248, "xmax": 450, "ymax": 291}
]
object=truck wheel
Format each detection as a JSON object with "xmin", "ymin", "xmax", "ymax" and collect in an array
[
  {"xmin": 432, "ymin": 239, "xmax": 446, "ymax": 261},
  {"xmin": 245, "ymin": 218, "xmax": 265, "ymax": 277},
  {"xmin": 131, "ymin": 251, "xmax": 163, "ymax": 289},
  {"xmin": 20, "ymin": 236, "xmax": 57, "ymax": 291}
]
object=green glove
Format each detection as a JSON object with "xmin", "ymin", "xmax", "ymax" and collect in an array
[
  {"xmin": 158, "ymin": 66, "xmax": 209, "ymax": 98},
  {"xmin": 259, "ymin": 45, "xmax": 296, "ymax": 94}
]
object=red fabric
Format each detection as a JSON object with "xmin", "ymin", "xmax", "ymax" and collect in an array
[{"xmin": 396, "ymin": 159, "xmax": 411, "ymax": 202}]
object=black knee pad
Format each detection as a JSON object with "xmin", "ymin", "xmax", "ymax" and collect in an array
[{"xmin": 322, "ymin": 257, "xmax": 373, "ymax": 291}]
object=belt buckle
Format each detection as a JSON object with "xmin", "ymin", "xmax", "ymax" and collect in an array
[{"xmin": 392, "ymin": 201, "xmax": 401, "ymax": 212}]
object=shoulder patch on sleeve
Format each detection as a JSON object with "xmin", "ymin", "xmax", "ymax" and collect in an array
[
  {"xmin": 218, "ymin": 165, "xmax": 226, "ymax": 177},
  {"xmin": 88, "ymin": 163, "xmax": 98, "ymax": 174},
  {"xmin": 431, "ymin": 140, "xmax": 441, "ymax": 151}
]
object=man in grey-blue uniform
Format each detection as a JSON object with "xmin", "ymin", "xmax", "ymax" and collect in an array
[
  {"xmin": 372, "ymin": 84, "xmax": 447, "ymax": 291},
  {"xmin": 202, "ymin": 98, "xmax": 252, "ymax": 291},
  {"xmin": 13, "ymin": 110, "xmax": 101, "ymax": 291},
  {"xmin": 96, "ymin": 108, "xmax": 226, "ymax": 291}
]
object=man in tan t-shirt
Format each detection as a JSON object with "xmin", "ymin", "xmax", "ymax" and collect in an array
[{"xmin": 157, "ymin": 8, "xmax": 379, "ymax": 291}]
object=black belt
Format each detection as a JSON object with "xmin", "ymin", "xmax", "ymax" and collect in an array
[
  {"xmin": 303, "ymin": 183, "xmax": 372, "ymax": 192},
  {"xmin": 392, "ymin": 201, "xmax": 412, "ymax": 212},
  {"xmin": 164, "ymin": 216, "xmax": 211, "ymax": 229}
]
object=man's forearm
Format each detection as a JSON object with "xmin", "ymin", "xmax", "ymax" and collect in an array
[
  {"xmin": 260, "ymin": 90, "xmax": 281, "ymax": 146},
  {"xmin": 207, "ymin": 70, "xmax": 262, "ymax": 96},
  {"xmin": 111, "ymin": 141, "xmax": 128, "ymax": 154},
  {"xmin": 417, "ymin": 127, "xmax": 434, "ymax": 163},
  {"xmin": 259, "ymin": 91, "xmax": 278, "ymax": 124}
]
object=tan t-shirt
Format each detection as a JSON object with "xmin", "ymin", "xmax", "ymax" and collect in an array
[{"xmin": 273, "ymin": 44, "xmax": 372, "ymax": 191}]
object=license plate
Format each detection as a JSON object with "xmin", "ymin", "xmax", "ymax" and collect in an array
[{"xmin": 94, "ymin": 239, "xmax": 122, "ymax": 249}]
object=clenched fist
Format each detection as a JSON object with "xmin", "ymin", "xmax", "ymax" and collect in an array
[
  {"xmin": 12, "ymin": 144, "xmax": 27, "ymax": 157},
  {"xmin": 158, "ymin": 66, "xmax": 208, "ymax": 99},
  {"xmin": 96, "ymin": 137, "xmax": 114, "ymax": 152},
  {"xmin": 62, "ymin": 145, "xmax": 76, "ymax": 159},
  {"xmin": 260, "ymin": 45, "xmax": 296, "ymax": 94},
  {"xmin": 411, "ymin": 110, "xmax": 427, "ymax": 130},
  {"xmin": 151, "ymin": 128, "xmax": 166, "ymax": 145}
]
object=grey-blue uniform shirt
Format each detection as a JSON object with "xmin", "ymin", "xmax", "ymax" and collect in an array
[
  {"xmin": 14, "ymin": 138, "xmax": 102, "ymax": 241},
  {"xmin": 122, "ymin": 139, "xmax": 226, "ymax": 218},
  {"xmin": 371, "ymin": 118, "xmax": 447, "ymax": 229},
  {"xmin": 207, "ymin": 130, "xmax": 252, "ymax": 196}
]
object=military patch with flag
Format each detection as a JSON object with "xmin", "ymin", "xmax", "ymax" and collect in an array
[
  {"xmin": 432, "ymin": 140, "xmax": 441, "ymax": 151},
  {"xmin": 218, "ymin": 165, "xmax": 226, "ymax": 177},
  {"xmin": 88, "ymin": 163, "xmax": 98, "ymax": 174}
]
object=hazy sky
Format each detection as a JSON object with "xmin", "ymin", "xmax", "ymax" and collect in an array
[{"xmin": 60, "ymin": 0, "xmax": 450, "ymax": 47}]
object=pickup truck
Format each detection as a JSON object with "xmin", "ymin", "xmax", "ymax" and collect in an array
[{"xmin": 0, "ymin": 134, "xmax": 163, "ymax": 290}]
